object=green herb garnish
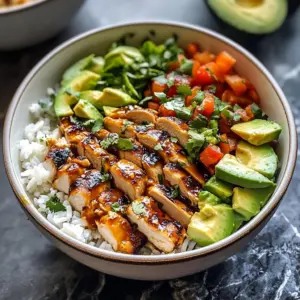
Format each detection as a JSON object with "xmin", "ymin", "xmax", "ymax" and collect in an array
[
  {"xmin": 185, "ymin": 130, "xmax": 205, "ymax": 160},
  {"xmin": 46, "ymin": 196, "xmax": 66, "ymax": 213},
  {"xmin": 111, "ymin": 202, "xmax": 121, "ymax": 212},
  {"xmin": 190, "ymin": 114, "xmax": 208, "ymax": 129},
  {"xmin": 154, "ymin": 143, "xmax": 164, "ymax": 151},
  {"xmin": 158, "ymin": 174, "xmax": 164, "ymax": 184},
  {"xmin": 122, "ymin": 120, "xmax": 134, "ymax": 134},
  {"xmin": 170, "ymin": 185, "xmax": 180, "ymax": 199},
  {"xmin": 176, "ymin": 84, "xmax": 192, "ymax": 96},
  {"xmin": 132, "ymin": 202, "xmax": 146, "ymax": 215},
  {"xmin": 117, "ymin": 138, "xmax": 134, "ymax": 150},
  {"xmin": 91, "ymin": 119, "xmax": 103, "ymax": 133}
]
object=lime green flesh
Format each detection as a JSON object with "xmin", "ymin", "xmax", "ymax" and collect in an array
[
  {"xmin": 188, "ymin": 204, "xmax": 235, "ymax": 246},
  {"xmin": 204, "ymin": 176, "xmax": 233, "ymax": 202},
  {"xmin": 73, "ymin": 99, "xmax": 103, "ymax": 120},
  {"xmin": 100, "ymin": 88, "xmax": 137, "ymax": 107},
  {"xmin": 54, "ymin": 71, "xmax": 100, "ymax": 117},
  {"xmin": 103, "ymin": 106, "xmax": 119, "ymax": 116},
  {"xmin": 231, "ymin": 119, "xmax": 282, "ymax": 146},
  {"xmin": 89, "ymin": 56, "xmax": 105, "ymax": 74},
  {"xmin": 236, "ymin": 140, "xmax": 278, "ymax": 178},
  {"xmin": 198, "ymin": 191, "xmax": 221, "ymax": 209},
  {"xmin": 62, "ymin": 54, "xmax": 95, "ymax": 85},
  {"xmin": 208, "ymin": 0, "xmax": 288, "ymax": 34},
  {"xmin": 215, "ymin": 154, "xmax": 274, "ymax": 188},
  {"xmin": 79, "ymin": 90, "xmax": 103, "ymax": 109},
  {"xmin": 232, "ymin": 212, "xmax": 245, "ymax": 233},
  {"xmin": 232, "ymin": 185, "xmax": 276, "ymax": 221}
]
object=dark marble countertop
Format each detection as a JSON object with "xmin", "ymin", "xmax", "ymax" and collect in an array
[{"xmin": 1, "ymin": 1, "xmax": 300, "ymax": 299}]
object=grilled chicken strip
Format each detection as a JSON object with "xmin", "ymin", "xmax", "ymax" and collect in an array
[
  {"xmin": 53, "ymin": 157, "xmax": 90, "ymax": 194},
  {"xmin": 69, "ymin": 170, "xmax": 110, "ymax": 212},
  {"xmin": 127, "ymin": 196, "xmax": 185, "ymax": 253},
  {"xmin": 44, "ymin": 138, "xmax": 72, "ymax": 178},
  {"xmin": 147, "ymin": 185, "xmax": 193, "ymax": 227},
  {"xmin": 137, "ymin": 130, "xmax": 205, "ymax": 185},
  {"xmin": 103, "ymin": 117, "xmax": 155, "ymax": 139},
  {"xmin": 109, "ymin": 106, "xmax": 158, "ymax": 124},
  {"xmin": 163, "ymin": 164, "xmax": 201, "ymax": 206},
  {"xmin": 110, "ymin": 160, "xmax": 147, "ymax": 201},
  {"xmin": 156, "ymin": 117, "xmax": 189, "ymax": 146}
]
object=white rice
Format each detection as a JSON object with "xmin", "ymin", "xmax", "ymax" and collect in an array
[{"xmin": 19, "ymin": 90, "xmax": 198, "ymax": 254}]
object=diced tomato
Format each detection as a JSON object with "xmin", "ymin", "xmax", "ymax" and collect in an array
[
  {"xmin": 168, "ymin": 61, "xmax": 180, "ymax": 72},
  {"xmin": 152, "ymin": 80, "xmax": 167, "ymax": 93},
  {"xmin": 219, "ymin": 141, "xmax": 230, "ymax": 154},
  {"xmin": 222, "ymin": 89, "xmax": 252, "ymax": 107},
  {"xmin": 185, "ymin": 86, "xmax": 201, "ymax": 106},
  {"xmin": 200, "ymin": 145, "xmax": 224, "ymax": 168},
  {"xmin": 221, "ymin": 89, "xmax": 235, "ymax": 103},
  {"xmin": 167, "ymin": 85, "xmax": 177, "ymax": 97},
  {"xmin": 200, "ymin": 95, "xmax": 215, "ymax": 118},
  {"xmin": 225, "ymin": 74, "xmax": 248, "ymax": 96},
  {"xmin": 193, "ymin": 51, "xmax": 215, "ymax": 65},
  {"xmin": 158, "ymin": 104, "xmax": 176, "ymax": 117},
  {"xmin": 216, "ymin": 51, "xmax": 236, "ymax": 74},
  {"xmin": 148, "ymin": 101, "xmax": 160, "ymax": 111},
  {"xmin": 193, "ymin": 66, "xmax": 215, "ymax": 85},
  {"xmin": 248, "ymin": 89, "xmax": 260, "ymax": 103},
  {"xmin": 215, "ymin": 83, "xmax": 226, "ymax": 98},
  {"xmin": 166, "ymin": 74, "xmax": 192, "ymax": 97},
  {"xmin": 204, "ymin": 62, "xmax": 223, "ymax": 81},
  {"xmin": 144, "ymin": 89, "xmax": 152, "ymax": 97},
  {"xmin": 219, "ymin": 134, "xmax": 238, "ymax": 154},
  {"xmin": 186, "ymin": 43, "xmax": 200, "ymax": 58},
  {"xmin": 219, "ymin": 118, "xmax": 232, "ymax": 134}
]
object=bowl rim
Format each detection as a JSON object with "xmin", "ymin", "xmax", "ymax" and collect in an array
[
  {"xmin": 3, "ymin": 21, "xmax": 298, "ymax": 265},
  {"xmin": 0, "ymin": 0, "xmax": 55, "ymax": 15}
]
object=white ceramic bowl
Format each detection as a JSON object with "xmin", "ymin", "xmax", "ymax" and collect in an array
[
  {"xmin": 3, "ymin": 22, "xmax": 297, "ymax": 280},
  {"xmin": 0, "ymin": 0, "xmax": 85, "ymax": 50}
]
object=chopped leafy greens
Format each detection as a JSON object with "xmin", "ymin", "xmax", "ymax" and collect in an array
[
  {"xmin": 111, "ymin": 202, "xmax": 121, "ymax": 212},
  {"xmin": 154, "ymin": 92, "xmax": 168, "ymax": 103},
  {"xmin": 100, "ymin": 133, "xmax": 119, "ymax": 149},
  {"xmin": 190, "ymin": 114, "xmax": 208, "ymax": 129},
  {"xmin": 176, "ymin": 84, "xmax": 192, "ymax": 96},
  {"xmin": 46, "ymin": 196, "xmax": 66, "ymax": 213},
  {"xmin": 192, "ymin": 91, "xmax": 205, "ymax": 104},
  {"xmin": 251, "ymin": 103, "xmax": 267, "ymax": 119},
  {"xmin": 185, "ymin": 130, "xmax": 205, "ymax": 160},
  {"xmin": 179, "ymin": 59, "xmax": 194, "ymax": 75},
  {"xmin": 91, "ymin": 119, "xmax": 104, "ymax": 133},
  {"xmin": 117, "ymin": 138, "xmax": 134, "ymax": 150}
]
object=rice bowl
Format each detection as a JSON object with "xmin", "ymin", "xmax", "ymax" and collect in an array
[{"xmin": 4, "ymin": 22, "xmax": 297, "ymax": 279}]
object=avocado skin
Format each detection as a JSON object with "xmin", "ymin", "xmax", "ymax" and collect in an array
[
  {"xmin": 188, "ymin": 204, "xmax": 235, "ymax": 246},
  {"xmin": 54, "ymin": 71, "xmax": 100, "ymax": 117},
  {"xmin": 207, "ymin": 0, "xmax": 288, "ymax": 35},
  {"xmin": 231, "ymin": 119, "xmax": 282, "ymax": 146},
  {"xmin": 215, "ymin": 154, "xmax": 274, "ymax": 188},
  {"xmin": 236, "ymin": 141, "xmax": 278, "ymax": 179},
  {"xmin": 232, "ymin": 185, "xmax": 276, "ymax": 221},
  {"xmin": 204, "ymin": 176, "xmax": 233, "ymax": 202}
]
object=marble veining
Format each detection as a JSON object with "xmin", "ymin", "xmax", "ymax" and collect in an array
[{"xmin": 1, "ymin": 0, "xmax": 300, "ymax": 299}]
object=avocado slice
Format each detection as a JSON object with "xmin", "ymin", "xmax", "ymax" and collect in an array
[
  {"xmin": 188, "ymin": 204, "xmax": 235, "ymax": 246},
  {"xmin": 100, "ymin": 88, "xmax": 137, "ymax": 107},
  {"xmin": 79, "ymin": 90, "xmax": 103, "ymax": 109},
  {"xmin": 233, "ymin": 212, "xmax": 245, "ymax": 232},
  {"xmin": 232, "ymin": 185, "xmax": 276, "ymax": 221},
  {"xmin": 62, "ymin": 54, "xmax": 95, "ymax": 85},
  {"xmin": 103, "ymin": 106, "xmax": 119, "ymax": 116},
  {"xmin": 204, "ymin": 176, "xmax": 233, "ymax": 202},
  {"xmin": 236, "ymin": 141, "xmax": 278, "ymax": 179},
  {"xmin": 73, "ymin": 99, "xmax": 103, "ymax": 120},
  {"xmin": 215, "ymin": 154, "xmax": 274, "ymax": 188},
  {"xmin": 198, "ymin": 191, "xmax": 222, "ymax": 209},
  {"xmin": 54, "ymin": 71, "xmax": 100, "ymax": 117},
  {"xmin": 207, "ymin": 0, "xmax": 288, "ymax": 34},
  {"xmin": 89, "ymin": 56, "xmax": 105, "ymax": 74},
  {"xmin": 231, "ymin": 119, "xmax": 282, "ymax": 146}
]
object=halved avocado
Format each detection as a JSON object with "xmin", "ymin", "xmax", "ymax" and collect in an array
[
  {"xmin": 236, "ymin": 140, "xmax": 278, "ymax": 178},
  {"xmin": 231, "ymin": 119, "xmax": 282, "ymax": 146},
  {"xmin": 100, "ymin": 88, "xmax": 137, "ymax": 107},
  {"xmin": 188, "ymin": 204, "xmax": 235, "ymax": 246},
  {"xmin": 215, "ymin": 154, "xmax": 274, "ymax": 188},
  {"xmin": 207, "ymin": 0, "xmax": 288, "ymax": 34},
  {"xmin": 54, "ymin": 71, "xmax": 100, "ymax": 117},
  {"xmin": 103, "ymin": 106, "xmax": 119, "ymax": 116},
  {"xmin": 62, "ymin": 54, "xmax": 95, "ymax": 85},
  {"xmin": 73, "ymin": 99, "xmax": 103, "ymax": 120},
  {"xmin": 79, "ymin": 90, "xmax": 103, "ymax": 109}
]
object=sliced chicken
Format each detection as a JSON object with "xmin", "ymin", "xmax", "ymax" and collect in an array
[
  {"xmin": 156, "ymin": 117, "xmax": 189, "ymax": 146},
  {"xmin": 163, "ymin": 164, "xmax": 201, "ymax": 206},
  {"xmin": 110, "ymin": 159, "xmax": 147, "ymax": 201},
  {"xmin": 137, "ymin": 130, "xmax": 205, "ymax": 185},
  {"xmin": 53, "ymin": 157, "xmax": 90, "ymax": 194},
  {"xmin": 142, "ymin": 151, "xmax": 163, "ymax": 184},
  {"xmin": 97, "ymin": 188, "xmax": 130, "ymax": 212},
  {"xmin": 148, "ymin": 185, "xmax": 193, "ymax": 227},
  {"xmin": 44, "ymin": 137, "xmax": 72, "ymax": 178},
  {"xmin": 104, "ymin": 117, "xmax": 136, "ymax": 138},
  {"xmin": 127, "ymin": 196, "xmax": 185, "ymax": 253},
  {"xmin": 69, "ymin": 170, "xmax": 110, "ymax": 212},
  {"xmin": 96, "ymin": 212, "xmax": 147, "ymax": 254}
]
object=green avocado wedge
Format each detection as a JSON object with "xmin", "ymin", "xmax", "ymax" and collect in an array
[
  {"xmin": 188, "ymin": 204, "xmax": 235, "ymax": 246},
  {"xmin": 54, "ymin": 71, "xmax": 100, "ymax": 117},
  {"xmin": 231, "ymin": 119, "xmax": 282, "ymax": 146},
  {"xmin": 73, "ymin": 99, "xmax": 103, "ymax": 120},
  {"xmin": 100, "ymin": 88, "xmax": 137, "ymax": 107},
  {"xmin": 215, "ymin": 154, "xmax": 274, "ymax": 188},
  {"xmin": 79, "ymin": 91, "xmax": 103, "ymax": 109},
  {"xmin": 236, "ymin": 141, "xmax": 278, "ymax": 178},
  {"xmin": 89, "ymin": 56, "xmax": 105, "ymax": 74},
  {"xmin": 232, "ymin": 185, "xmax": 276, "ymax": 221},
  {"xmin": 207, "ymin": 0, "xmax": 288, "ymax": 34},
  {"xmin": 204, "ymin": 176, "xmax": 233, "ymax": 202},
  {"xmin": 103, "ymin": 106, "xmax": 119, "ymax": 116},
  {"xmin": 198, "ymin": 191, "xmax": 222, "ymax": 209}
]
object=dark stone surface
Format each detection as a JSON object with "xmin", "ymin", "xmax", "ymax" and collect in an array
[{"xmin": 1, "ymin": 0, "xmax": 300, "ymax": 299}]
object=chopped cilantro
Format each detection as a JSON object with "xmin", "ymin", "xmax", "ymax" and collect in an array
[
  {"xmin": 190, "ymin": 114, "xmax": 208, "ymax": 129},
  {"xmin": 111, "ymin": 202, "xmax": 121, "ymax": 212},
  {"xmin": 222, "ymin": 108, "xmax": 234, "ymax": 120},
  {"xmin": 176, "ymin": 84, "xmax": 192, "ymax": 96},
  {"xmin": 117, "ymin": 138, "xmax": 134, "ymax": 150},
  {"xmin": 251, "ymin": 103, "xmax": 266, "ymax": 119},
  {"xmin": 209, "ymin": 119, "xmax": 219, "ymax": 130},
  {"xmin": 91, "ymin": 119, "xmax": 103, "ymax": 133},
  {"xmin": 233, "ymin": 113, "xmax": 241, "ymax": 122},
  {"xmin": 154, "ymin": 143, "xmax": 164, "ymax": 151},
  {"xmin": 233, "ymin": 104, "xmax": 242, "ymax": 112},
  {"xmin": 122, "ymin": 120, "xmax": 134, "ymax": 133},
  {"xmin": 175, "ymin": 107, "xmax": 192, "ymax": 121},
  {"xmin": 101, "ymin": 173, "xmax": 111, "ymax": 182},
  {"xmin": 100, "ymin": 133, "xmax": 119, "ymax": 149},
  {"xmin": 184, "ymin": 130, "xmax": 205, "ymax": 160},
  {"xmin": 192, "ymin": 91, "xmax": 205, "ymax": 104},
  {"xmin": 46, "ymin": 196, "xmax": 66, "ymax": 213},
  {"xmin": 170, "ymin": 185, "xmax": 180, "ymax": 199},
  {"xmin": 132, "ymin": 202, "xmax": 146, "ymax": 215},
  {"xmin": 170, "ymin": 137, "xmax": 178, "ymax": 143},
  {"xmin": 179, "ymin": 59, "xmax": 193, "ymax": 75},
  {"xmin": 154, "ymin": 92, "xmax": 168, "ymax": 103},
  {"xmin": 139, "ymin": 96, "xmax": 153, "ymax": 107}
]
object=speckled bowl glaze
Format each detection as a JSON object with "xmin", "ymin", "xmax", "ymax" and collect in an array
[
  {"xmin": 3, "ymin": 22, "xmax": 297, "ymax": 280},
  {"xmin": 0, "ymin": 0, "xmax": 85, "ymax": 50}
]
